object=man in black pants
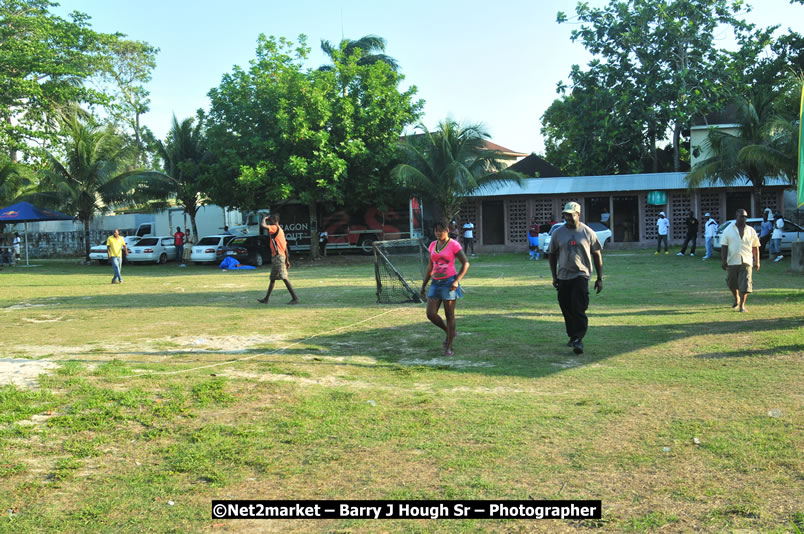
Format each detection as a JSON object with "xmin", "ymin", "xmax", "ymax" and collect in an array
[
  {"xmin": 677, "ymin": 211, "xmax": 699, "ymax": 256},
  {"xmin": 548, "ymin": 202, "xmax": 603, "ymax": 355}
]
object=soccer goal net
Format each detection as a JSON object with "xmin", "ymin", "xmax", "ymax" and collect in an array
[{"xmin": 373, "ymin": 238, "xmax": 429, "ymax": 304}]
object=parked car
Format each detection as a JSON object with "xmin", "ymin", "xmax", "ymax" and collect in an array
[
  {"xmin": 219, "ymin": 235, "xmax": 271, "ymax": 266},
  {"xmin": 126, "ymin": 236, "xmax": 177, "ymax": 264},
  {"xmin": 713, "ymin": 218, "xmax": 803, "ymax": 251},
  {"xmin": 89, "ymin": 236, "xmax": 141, "ymax": 264},
  {"xmin": 190, "ymin": 234, "xmax": 236, "ymax": 264},
  {"xmin": 541, "ymin": 221, "xmax": 613, "ymax": 254}
]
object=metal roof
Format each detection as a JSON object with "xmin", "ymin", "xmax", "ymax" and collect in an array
[{"xmin": 469, "ymin": 172, "xmax": 791, "ymax": 197}]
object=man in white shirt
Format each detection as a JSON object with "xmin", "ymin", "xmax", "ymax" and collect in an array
[
  {"xmin": 462, "ymin": 220, "xmax": 475, "ymax": 256},
  {"xmin": 12, "ymin": 232, "xmax": 21, "ymax": 262},
  {"xmin": 720, "ymin": 209, "xmax": 760, "ymax": 312},
  {"xmin": 655, "ymin": 212, "xmax": 670, "ymax": 255},
  {"xmin": 702, "ymin": 213, "xmax": 718, "ymax": 260}
]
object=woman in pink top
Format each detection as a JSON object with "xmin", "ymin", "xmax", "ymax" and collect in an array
[{"xmin": 420, "ymin": 218, "xmax": 470, "ymax": 356}]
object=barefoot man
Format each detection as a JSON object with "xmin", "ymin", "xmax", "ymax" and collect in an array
[
  {"xmin": 720, "ymin": 209, "xmax": 759, "ymax": 312},
  {"xmin": 258, "ymin": 214, "xmax": 299, "ymax": 305}
]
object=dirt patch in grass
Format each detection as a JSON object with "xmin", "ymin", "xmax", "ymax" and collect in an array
[{"xmin": 0, "ymin": 358, "xmax": 58, "ymax": 389}]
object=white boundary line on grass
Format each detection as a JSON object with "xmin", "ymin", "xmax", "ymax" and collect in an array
[{"xmin": 121, "ymin": 273, "xmax": 506, "ymax": 378}]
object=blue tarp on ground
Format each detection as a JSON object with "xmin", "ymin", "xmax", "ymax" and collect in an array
[{"xmin": 219, "ymin": 256, "xmax": 256, "ymax": 270}]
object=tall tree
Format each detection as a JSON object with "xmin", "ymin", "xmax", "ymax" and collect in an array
[
  {"xmin": 0, "ymin": 0, "xmax": 104, "ymax": 162},
  {"xmin": 391, "ymin": 120, "xmax": 523, "ymax": 222},
  {"xmin": 204, "ymin": 34, "xmax": 420, "ymax": 259},
  {"xmin": 95, "ymin": 34, "xmax": 159, "ymax": 167},
  {"xmin": 155, "ymin": 115, "xmax": 208, "ymax": 239},
  {"xmin": 685, "ymin": 91, "xmax": 790, "ymax": 215},
  {"xmin": 318, "ymin": 35, "xmax": 399, "ymax": 72},
  {"xmin": 550, "ymin": 0, "xmax": 760, "ymax": 174},
  {"xmin": 33, "ymin": 114, "xmax": 166, "ymax": 260}
]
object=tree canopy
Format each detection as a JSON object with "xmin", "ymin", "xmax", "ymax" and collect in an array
[{"xmin": 544, "ymin": 0, "xmax": 802, "ymax": 176}]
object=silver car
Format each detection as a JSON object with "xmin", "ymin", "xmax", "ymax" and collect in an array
[
  {"xmin": 713, "ymin": 218, "xmax": 803, "ymax": 251},
  {"xmin": 127, "ymin": 236, "xmax": 177, "ymax": 264},
  {"xmin": 190, "ymin": 234, "xmax": 236, "ymax": 264}
]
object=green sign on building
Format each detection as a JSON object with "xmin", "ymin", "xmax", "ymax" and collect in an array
[{"xmin": 647, "ymin": 191, "xmax": 667, "ymax": 205}]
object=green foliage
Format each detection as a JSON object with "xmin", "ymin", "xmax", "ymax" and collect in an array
[
  {"xmin": 155, "ymin": 115, "xmax": 209, "ymax": 237},
  {"xmin": 544, "ymin": 0, "xmax": 795, "ymax": 175},
  {"xmin": 392, "ymin": 120, "xmax": 523, "ymax": 221},
  {"xmin": 686, "ymin": 86, "xmax": 800, "ymax": 212},
  {"xmin": 203, "ymin": 34, "xmax": 421, "ymax": 214},
  {"xmin": 32, "ymin": 113, "xmax": 169, "ymax": 258},
  {"xmin": 0, "ymin": 1, "xmax": 156, "ymax": 165}
]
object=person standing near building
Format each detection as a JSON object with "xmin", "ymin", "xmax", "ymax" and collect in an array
[
  {"xmin": 12, "ymin": 232, "xmax": 21, "ymax": 262},
  {"xmin": 548, "ymin": 202, "xmax": 603, "ymax": 355},
  {"xmin": 655, "ymin": 211, "xmax": 670, "ymax": 255},
  {"xmin": 462, "ymin": 220, "xmax": 475, "ymax": 256},
  {"xmin": 702, "ymin": 213, "xmax": 718, "ymax": 260},
  {"xmin": 770, "ymin": 211, "xmax": 784, "ymax": 262},
  {"xmin": 720, "ymin": 209, "xmax": 759, "ymax": 312},
  {"xmin": 677, "ymin": 211, "xmax": 699, "ymax": 256},
  {"xmin": 758, "ymin": 211, "xmax": 773, "ymax": 258},
  {"xmin": 106, "ymin": 229, "xmax": 127, "ymax": 284},
  {"xmin": 173, "ymin": 227, "xmax": 185, "ymax": 265},
  {"xmin": 600, "ymin": 207, "xmax": 610, "ymax": 227},
  {"xmin": 258, "ymin": 214, "xmax": 299, "ymax": 304},
  {"xmin": 319, "ymin": 229, "xmax": 328, "ymax": 257},
  {"xmin": 527, "ymin": 217, "xmax": 540, "ymax": 260}
]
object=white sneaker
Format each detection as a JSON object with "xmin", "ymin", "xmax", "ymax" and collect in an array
[
  {"xmin": 676, "ymin": 252, "xmax": 684, "ymax": 256},
  {"xmin": 774, "ymin": 255, "xmax": 783, "ymax": 262},
  {"xmin": 689, "ymin": 253, "xmax": 695, "ymax": 256}
]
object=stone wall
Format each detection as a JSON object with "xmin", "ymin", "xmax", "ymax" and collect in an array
[{"xmin": 1, "ymin": 230, "xmax": 109, "ymax": 258}]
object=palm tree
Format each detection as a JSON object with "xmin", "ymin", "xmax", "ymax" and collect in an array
[
  {"xmin": 34, "ymin": 114, "xmax": 167, "ymax": 261},
  {"xmin": 0, "ymin": 162, "xmax": 33, "ymax": 207},
  {"xmin": 391, "ymin": 120, "xmax": 524, "ymax": 222},
  {"xmin": 155, "ymin": 116, "xmax": 209, "ymax": 239},
  {"xmin": 318, "ymin": 35, "xmax": 399, "ymax": 72},
  {"xmin": 686, "ymin": 92, "xmax": 791, "ymax": 215}
]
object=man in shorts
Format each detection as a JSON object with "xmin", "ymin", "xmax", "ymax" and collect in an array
[
  {"xmin": 258, "ymin": 214, "xmax": 299, "ymax": 304},
  {"xmin": 720, "ymin": 209, "xmax": 759, "ymax": 312}
]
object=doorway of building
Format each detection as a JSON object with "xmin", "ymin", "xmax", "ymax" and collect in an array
[
  {"xmin": 613, "ymin": 196, "xmax": 639, "ymax": 242},
  {"xmin": 584, "ymin": 197, "xmax": 610, "ymax": 226},
  {"xmin": 726, "ymin": 192, "xmax": 751, "ymax": 218},
  {"xmin": 482, "ymin": 201, "xmax": 505, "ymax": 245}
]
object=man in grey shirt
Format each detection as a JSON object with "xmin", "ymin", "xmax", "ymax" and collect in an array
[{"xmin": 548, "ymin": 202, "xmax": 603, "ymax": 354}]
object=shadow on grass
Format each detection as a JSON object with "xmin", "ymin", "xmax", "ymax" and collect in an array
[{"xmin": 53, "ymin": 314, "xmax": 803, "ymax": 382}]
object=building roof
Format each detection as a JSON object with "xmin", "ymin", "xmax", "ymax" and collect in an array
[
  {"xmin": 508, "ymin": 153, "xmax": 563, "ymax": 177},
  {"xmin": 469, "ymin": 172, "xmax": 791, "ymax": 197},
  {"xmin": 480, "ymin": 140, "xmax": 528, "ymax": 158}
]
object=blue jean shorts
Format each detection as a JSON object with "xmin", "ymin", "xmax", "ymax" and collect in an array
[{"xmin": 427, "ymin": 276, "xmax": 463, "ymax": 300}]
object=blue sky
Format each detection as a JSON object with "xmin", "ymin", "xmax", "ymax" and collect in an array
[{"xmin": 56, "ymin": 0, "xmax": 801, "ymax": 155}]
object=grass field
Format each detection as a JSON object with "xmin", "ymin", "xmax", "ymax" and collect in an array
[{"xmin": 0, "ymin": 251, "xmax": 802, "ymax": 533}]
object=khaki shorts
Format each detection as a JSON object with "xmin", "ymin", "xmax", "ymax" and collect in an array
[
  {"xmin": 270, "ymin": 254, "xmax": 288, "ymax": 281},
  {"xmin": 726, "ymin": 264, "xmax": 752, "ymax": 294}
]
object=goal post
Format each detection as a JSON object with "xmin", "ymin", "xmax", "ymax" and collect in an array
[{"xmin": 373, "ymin": 238, "xmax": 429, "ymax": 304}]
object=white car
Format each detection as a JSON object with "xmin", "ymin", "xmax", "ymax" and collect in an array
[
  {"xmin": 126, "ymin": 236, "xmax": 177, "ymax": 264},
  {"xmin": 541, "ymin": 221, "xmax": 613, "ymax": 254},
  {"xmin": 190, "ymin": 234, "xmax": 236, "ymax": 264},
  {"xmin": 89, "ymin": 236, "xmax": 141, "ymax": 264},
  {"xmin": 714, "ymin": 218, "xmax": 803, "ymax": 251}
]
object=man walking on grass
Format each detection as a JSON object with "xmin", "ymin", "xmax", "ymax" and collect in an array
[
  {"xmin": 258, "ymin": 214, "xmax": 299, "ymax": 305},
  {"xmin": 720, "ymin": 209, "xmax": 759, "ymax": 313},
  {"xmin": 548, "ymin": 202, "xmax": 603, "ymax": 355},
  {"xmin": 106, "ymin": 229, "xmax": 127, "ymax": 284}
]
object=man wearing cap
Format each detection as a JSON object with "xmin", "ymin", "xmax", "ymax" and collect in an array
[
  {"xmin": 702, "ymin": 213, "xmax": 718, "ymax": 260},
  {"xmin": 720, "ymin": 209, "xmax": 759, "ymax": 312},
  {"xmin": 655, "ymin": 211, "xmax": 670, "ymax": 254},
  {"xmin": 548, "ymin": 202, "xmax": 603, "ymax": 355}
]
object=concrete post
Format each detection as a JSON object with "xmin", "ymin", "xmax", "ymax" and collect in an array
[{"xmin": 791, "ymin": 241, "xmax": 803, "ymax": 273}]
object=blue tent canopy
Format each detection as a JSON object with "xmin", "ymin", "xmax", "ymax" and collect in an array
[
  {"xmin": 0, "ymin": 201, "xmax": 72, "ymax": 223},
  {"xmin": 0, "ymin": 201, "xmax": 73, "ymax": 266}
]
